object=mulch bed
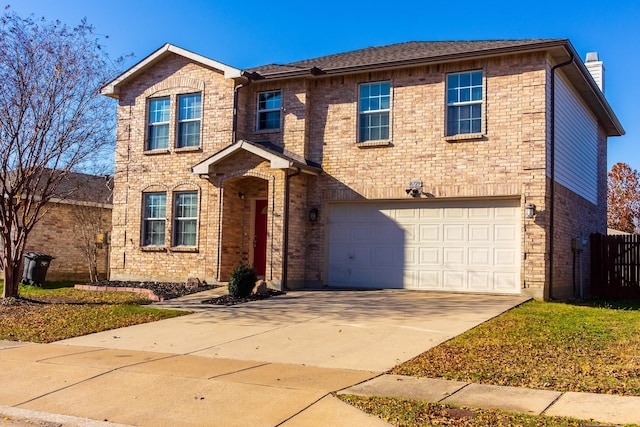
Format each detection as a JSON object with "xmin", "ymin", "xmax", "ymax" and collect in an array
[
  {"xmin": 82, "ymin": 280, "xmax": 221, "ymax": 301},
  {"xmin": 202, "ymin": 289, "xmax": 285, "ymax": 306}
]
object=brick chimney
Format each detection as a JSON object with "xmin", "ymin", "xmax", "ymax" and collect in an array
[{"xmin": 585, "ymin": 52, "xmax": 604, "ymax": 92}]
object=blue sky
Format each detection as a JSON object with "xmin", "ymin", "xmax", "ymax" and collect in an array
[{"xmin": 8, "ymin": 0, "xmax": 640, "ymax": 171}]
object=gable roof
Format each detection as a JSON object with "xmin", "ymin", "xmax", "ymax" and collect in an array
[
  {"xmin": 191, "ymin": 140, "xmax": 321, "ymax": 176},
  {"xmin": 101, "ymin": 44, "xmax": 243, "ymax": 99}
]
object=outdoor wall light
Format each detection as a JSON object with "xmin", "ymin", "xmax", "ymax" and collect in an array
[
  {"xmin": 238, "ymin": 192, "xmax": 245, "ymax": 199},
  {"xmin": 309, "ymin": 208, "xmax": 319, "ymax": 221},
  {"xmin": 524, "ymin": 202, "xmax": 537, "ymax": 219}
]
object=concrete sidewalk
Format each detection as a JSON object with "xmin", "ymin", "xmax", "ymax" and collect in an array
[
  {"xmin": 340, "ymin": 374, "xmax": 640, "ymax": 425},
  {"xmin": 0, "ymin": 342, "xmax": 388, "ymax": 427}
]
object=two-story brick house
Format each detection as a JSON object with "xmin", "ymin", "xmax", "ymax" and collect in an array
[{"xmin": 102, "ymin": 39, "xmax": 623, "ymax": 300}]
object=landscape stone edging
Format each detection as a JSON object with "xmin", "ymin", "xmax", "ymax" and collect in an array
[{"xmin": 74, "ymin": 284, "xmax": 163, "ymax": 302}]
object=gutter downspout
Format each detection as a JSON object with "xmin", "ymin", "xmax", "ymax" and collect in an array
[
  {"xmin": 282, "ymin": 167, "xmax": 301, "ymax": 291},
  {"xmin": 232, "ymin": 75, "xmax": 251, "ymax": 144},
  {"xmin": 548, "ymin": 51, "xmax": 574, "ymax": 300}
]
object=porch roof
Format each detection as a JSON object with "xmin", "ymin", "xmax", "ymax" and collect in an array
[{"xmin": 191, "ymin": 140, "xmax": 321, "ymax": 176}]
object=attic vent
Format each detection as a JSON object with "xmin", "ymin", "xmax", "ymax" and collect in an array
[{"xmin": 585, "ymin": 51, "xmax": 605, "ymax": 92}]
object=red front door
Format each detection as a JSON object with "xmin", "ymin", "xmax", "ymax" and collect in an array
[{"xmin": 254, "ymin": 199, "xmax": 268, "ymax": 276}]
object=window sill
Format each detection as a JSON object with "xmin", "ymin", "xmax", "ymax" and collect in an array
[
  {"xmin": 444, "ymin": 133, "xmax": 485, "ymax": 142},
  {"xmin": 141, "ymin": 246, "xmax": 166, "ymax": 252},
  {"xmin": 175, "ymin": 146, "xmax": 201, "ymax": 153},
  {"xmin": 255, "ymin": 129, "xmax": 281, "ymax": 134},
  {"xmin": 170, "ymin": 246, "xmax": 199, "ymax": 253},
  {"xmin": 144, "ymin": 149, "xmax": 170, "ymax": 155},
  {"xmin": 356, "ymin": 140, "xmax": 391, "ymax": 148}
]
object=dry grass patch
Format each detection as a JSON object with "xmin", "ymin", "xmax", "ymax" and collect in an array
[
  {"xmin": 0, "ymin": 281, "xmax": 187, "ymax": 343},
  {"xmin": 339, "ymin": 395, "xmax": 626, "ymax": 427},
  {"xmin": 392, "ymin": 300, "xmax": 640, "ymax": 395}
]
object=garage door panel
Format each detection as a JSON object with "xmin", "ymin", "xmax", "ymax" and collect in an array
[
  {"xmin": 444, "ymin": 224, "xmax": 465, "ymax": 241},
  {"xmin": 372, "ymin": 246, "xmax": 404, "ymax": 267},
  {"xmin": 351, "ymin": 224, "xmax": 372, "ymax": 244},
  {"xmin": 469, "ymin": 224, "xmax": 491, "ymax": 242},
  {"xmin": 419, "ymin": 247, "xmax": 440, "ymax": 265},
  {"xmin": 372, "ymin": 223, "xmax": 404, "ymax": 244},
  {"xmin": 495, "ymin": 224, "xmax": 517, "ymax": 242},
  {"xmin": 444, "ymin": 247, "xmax": 465, "ymax": 265},
  {"xmin": 327, "ymin": 201, "xmax": 520, "ymax": 294},
  {"xmin": 469, "ymin": 271, "xmax": 492, "ymax": 290},
  {"xmin": 494, "ymin": 248, "xmax": 517, "ymax": 266},
  {"xmin": 494, "ymin": 272, "xmax": 518, "ymax": 290},
  {"xmin": 469, "ymin": 207, "xmax": 492, "ymax": 219},
  {"xmin": 419, "ymin": 224, "xmax": 440, "ymax": 242},
  {"xmin": 495, "ymin": 206, "xmax": 519, "ymax": 219},
  {"xmin": 419, "ymin": 208, "xmax": 442, "ymax": 219},
  {"xmin": 418, "ymin": 270, "xmax": 441, "ymax": 289},
  {"xmin": 444, "ymin": 208, "xmax": 466, "ymax": 219},
  {"xmin": 469, "ymin": 247, "xmax": 491, "ymax": 265},
  {"xmin": 443, "ymin": 271, "xmax": 466, "ymax": 289}
]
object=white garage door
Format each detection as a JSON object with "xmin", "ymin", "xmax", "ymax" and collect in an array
[{"xmin": 327, "ymin": 199, "xmax": 521, "ymax": 294}]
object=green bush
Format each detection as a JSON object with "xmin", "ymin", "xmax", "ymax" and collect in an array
[{"xmin": 228, "ymin": 263, "xmax": 257, "ymax": 298}]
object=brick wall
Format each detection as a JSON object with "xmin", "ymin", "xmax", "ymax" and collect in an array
[
  {"xmin": 20, "ymin": 202, "xmax": 111, "ymax": 282},
  {"xmin": 110, "ymin": 49, "xmax": 608, "ymax": 299}
]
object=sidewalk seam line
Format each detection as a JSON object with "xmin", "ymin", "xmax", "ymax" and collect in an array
[
  {"xmin": 540, "ymin": 391, "xmax": 565, "ymax": 415},
  {"xmin": 438, "ymin": 382, "xmax": 471, "ymax": 403}
]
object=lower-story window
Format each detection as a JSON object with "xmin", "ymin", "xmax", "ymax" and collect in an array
[
  {"xmin": 143, "ymin": 192, "xmax": 166, "ymax": 246},
  {"xmin": 173, "ymin": 192, "xmax": 198, "ymax": 246}
]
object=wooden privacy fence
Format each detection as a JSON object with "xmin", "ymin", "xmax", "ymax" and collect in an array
[{"xmin": 591, "ymin": 233, "xmax": 640, "ymax": 298}]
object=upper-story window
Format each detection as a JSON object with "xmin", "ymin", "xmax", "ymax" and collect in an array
[
  {"xmin": 359, "ymin": 81, "xmax": 390, "ymax": 142},
  {"xmin": 142, "ymin": 192, "xmax": 166, "ymax": 246},
  {"xmin": 257, "ymin": 90, "xmax": 281, "ymax": 131},
  {"xmin": 177, "ymin": 93, "xmax": 202, "ymax": 148},
  {"xmin": 173, "ymin": 192, "xmax": 198, "ymax": 246},
  {"xmin": 147, "ymin": 97, "xmax": 170, "ymax": 150},
  {"xmin": 446, "ymin": 70, "xmax": 483, "ymax": 136}
]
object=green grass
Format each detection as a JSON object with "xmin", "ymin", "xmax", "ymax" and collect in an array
[
  {"xmin": 338, "ymin": 395, "xmax": 632, "ymax": 427},
  {"xmin": 0, "ymin": 280, "xmax": 188, "ymax": 343},
  {"xmin": 392, "ymin": 300, "xmax": 640, "ymax": 395}
]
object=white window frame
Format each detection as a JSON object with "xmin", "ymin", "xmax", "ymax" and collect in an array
[
  {"xmin": 142, "ymin": 192, "xmax": 166, "ymax": 246},
  {"xmin": 177, "ymin": 93, "xmax": 202, "ymax": 148},
  {"xmin": 358, "ymin": 81, "xmax": 391, "ymax": 142},
  {"xmin": 173, "ymin": 191, "xmax": 198, "ymax": 247},
  {"xmin": 256, "ymin": 90, "xmax": 282, "ymax": 131},
  {"xmin": 147, "ymin": 97, "xmax": 170, "ymax": 150},
  {"xmin": 446, "ymin": 70, "xmax": 484, "ymax": 137}
]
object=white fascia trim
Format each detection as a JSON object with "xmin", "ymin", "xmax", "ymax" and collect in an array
[
  {"xmin": 101, "ymin": 44, "xmax": 242, "ymax": 98},
  {"xmin": 191, "ymin": 141, "xmax": 293, "ymax": 175}
]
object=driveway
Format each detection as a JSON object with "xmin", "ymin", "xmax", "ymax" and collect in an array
[
  {"xmin": 60, "ymin": 289, "xmax": 529, "ymax": 371},
  {"xmin": 0, "ymin": 290, "xmax": 529, "ymax": 426}
]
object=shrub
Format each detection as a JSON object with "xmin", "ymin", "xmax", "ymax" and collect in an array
[{"xmin": 228, "ymin": 263, "xmax": 257, "ymax": 298}]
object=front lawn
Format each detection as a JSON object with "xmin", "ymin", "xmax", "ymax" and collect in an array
[
  {"xmin": 340, "ymin": 299, "xmax": 640, "ymax": 426},
  {"xmin": 391, "ymin": 299, "xmax": 640, "ymax": 396},
  {"xmin": 0, "ymin": 280, "xmax": 187, "ymax": 342}
]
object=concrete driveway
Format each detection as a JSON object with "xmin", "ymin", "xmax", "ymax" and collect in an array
[
  {"xmin": 0, "ymin": 290, "xmax": 529, "ymax": 426},
  {"xmin": 60, "ymin": 289, "xmax": 529, "ymax": 371}
]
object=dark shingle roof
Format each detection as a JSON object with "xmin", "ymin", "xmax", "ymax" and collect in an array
[
  {"xmin": 247, "ymin": 39, "xmax": 567, "ymax": 78},
  {"xmin": 53, "ymin": 171, "xmax": 113, "ymax": 205}
]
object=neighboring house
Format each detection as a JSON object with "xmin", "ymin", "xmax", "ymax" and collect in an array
[
  {"xmin": 101, "ymin": 39, "xmax": 623, "ymax": 300},
  {"xmin": 2, "ymin": 171, "xmax": 113, "ymax": 282}
]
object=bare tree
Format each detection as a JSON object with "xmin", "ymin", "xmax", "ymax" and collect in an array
[
  {"xmin": 71, "ymin": 177, "xmax": 113, "ymax": 283},
  {"xmin": 0, "ymin": 12, "xmax": 120, "ymax": 298}
]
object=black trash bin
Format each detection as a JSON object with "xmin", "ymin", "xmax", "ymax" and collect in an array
[{"xmin": 22, "ymin": 252, "xmax": 54, "ymax": 286}]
